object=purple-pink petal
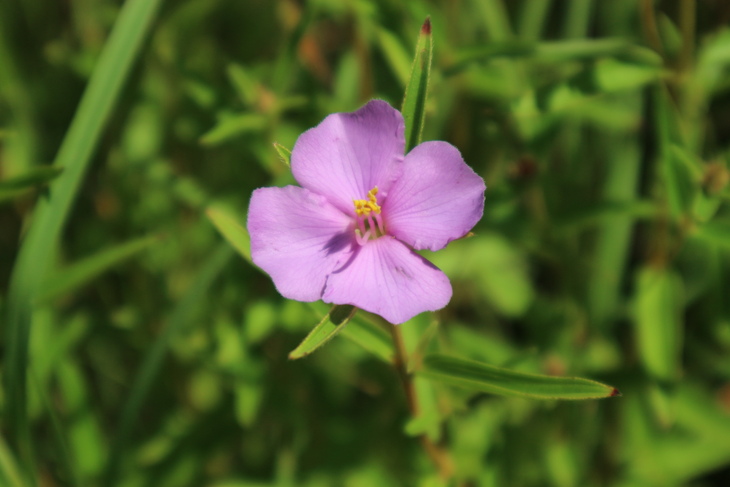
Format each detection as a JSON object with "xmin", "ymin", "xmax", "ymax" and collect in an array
[
  {"xmin": 322, "ymin": 236, "xmax": 452, "ymax": 324},
  {"xmin": 291, "ymin": 100, "xmax": 405, "ymax": 215},
  {"xmin": 247, "ymin": 186, "xmax": 354, "ymax": 302},
  {"xmin": 383, "ymin": 141, "xmax": 486, "ymax": 251}
]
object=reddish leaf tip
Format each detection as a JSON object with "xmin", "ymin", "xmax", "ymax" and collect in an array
[
  {"xmin": 610, "ymin": 388, "xmax": 622, "ymax": 397},
  {"xmin": 421, "ymin": 17, "xmax": 431, "ymax": 35}
]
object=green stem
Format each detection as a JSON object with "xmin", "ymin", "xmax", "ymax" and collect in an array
[
  {"xmin": 639, "ymin": 0, "xmax": 664, "ymax": 55},
  {"xmin": 678, "ymin": 0, "xmax": 695, "ymax": 75},
  {"xmin": 388, "ymin": 324, "xmax": 453, "ymax": 480}
]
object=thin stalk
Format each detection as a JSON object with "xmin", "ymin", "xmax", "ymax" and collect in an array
[
  {"xmin": 564, "ymin": 0, "xmax": 593, "ymax": 39},
  {"xmin": 388, "ymin": 324, "xmax": 453, "ymax": 480},
  {"xmin": 678, "ymin": 0, "xmax": 695, "ymax": 76},
  {"xmin": 639, "ymin": 0, "xmax": 665, "ymax": 55}
]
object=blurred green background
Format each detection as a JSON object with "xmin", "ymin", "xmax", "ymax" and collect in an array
[{"xmin": 2, "ymin": 0, "xmax": 730, "ymax": 485}]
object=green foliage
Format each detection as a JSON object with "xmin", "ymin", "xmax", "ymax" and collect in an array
[
  {"xmin": 420, "ymin": 354, "xmax": 618, "ymax": 400},
  {"xmin": 402, "ymin": 17, "xmax": 433, "ymax": 153},
  {"xmin": 2, "ymin": 1, "xmax": 730, "ymax": 486},
  {"xmin": 289, "ymin": 305, "xmax": 357, "ymax": 360}
]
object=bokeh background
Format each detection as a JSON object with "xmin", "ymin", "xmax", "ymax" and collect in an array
[{"xmin": 2, "ymin": 0, "xmax": 730, "ymax": 485}]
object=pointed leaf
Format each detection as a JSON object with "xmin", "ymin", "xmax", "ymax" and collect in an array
[
  {"xmin": 305, "ymin": 301, "xmax": 394, "ymax": 362},
  {"xmin": 419, "ymin": 354, "xmax": 620, "ymax": 400},
  {"xmin": 633, "ymin": 266, "xmax": 683, "ymax": 381},
  {"xmin": 0, "ymin": 435, "xmax": 27, "ymax": 487},
  {"xmin": 401, "ymin": 17, "xmax": 433, "ymax": 153},
  {"xmin": 289, "ymin": 305, "xmax": 357, "ymax": 359},
  {"xmin": 0, "ymin": 166, "xmax": 63, "ymax": 191},
  {"xmin": 273, "ymin": 142, "xmax": 291, "ymax": 167},
  {"xmin": 37, "ymin": 235, "xmax": 159, "ymax": 303},
  {"xmin": 206, "ymin": 204, "xmax": 251, "ymax": 263},
  {"xmin": 199, "ymin": 112, "xmax": 267, "ymax": 146}
]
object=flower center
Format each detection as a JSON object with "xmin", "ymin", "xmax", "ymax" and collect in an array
[{"xmin": 353, "ymin": 187, "xmax": 386, "ymax": 245}]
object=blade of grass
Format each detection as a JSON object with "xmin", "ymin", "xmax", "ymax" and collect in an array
[
  {"xmin": 588, "ymin": 134, "xmax": 642, "ymax": 328},
  {"xmin": 0, "ymin": 166, "xmax": 63, "ymax": 191},
  {"xmin": 30, "ymin": 368, "xmax": 81, "ymax": 487},
  {"xmin": 420, "ymin": 354, "xmax": 620, "ymax": 400},
  {"xmin": 518, "ymin": 0, "xmax": 552, "ymax": 41},
  {"xmin": 472, "ymin": 0, "xmax": 513, "ymax": 41},
  {"xmin": 2, "ymin": 0, "xmax": 162, "ymax": 478},
  {"xmin": 36, "ymin": 234, "xmax": 160, "ymax": 303},
  {"xmin": 0, "ymin": 436, "xmax": 27, "ymax": 487},
  {"xmin": 102, "ymin": 244, "xmax": 233, "ymax": 486},
  {"xmin": 564, "ymin": 0, "xmax": 593, "ymax": 39},
  {"xmin": 401, "ymin": 17, "xmax": 433, "ymax": 153},
  {"xmin": 633, "ymin": 266, "xmax": 683, "ymax": 381}
]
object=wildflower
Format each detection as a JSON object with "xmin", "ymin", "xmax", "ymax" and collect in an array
[{"xmin": 247, "ymin": 100, "xmax": 485, "ymax": 324}]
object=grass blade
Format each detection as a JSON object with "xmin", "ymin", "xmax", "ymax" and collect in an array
[
  {"xmin": 401, "ymin": 17, "xmax": 433, "ymax": 153},
  {"xmin": 633, "ymin": 266, "xmax": 683, "ymax": 381},
  {"xmin": 419, "ymin": 354, "xmax": 620, "ymax": 400},
  {"xmin": 0, "ymin": 166, "xmax": 63, "ymax": 191},
  {"xmin": 2, "ymin": 0, "xmax": 163, "ymax": 477},
  {"xmin": 0, "ymin": 436, "xmax": 27, "ymax": 487},
  {"xmin": 37, "ymin": 235, "xmax": 159, "ymax": 303},
  {"xmin": 289, "ymin": 305, "xmax": 357, "ymax": 359}
]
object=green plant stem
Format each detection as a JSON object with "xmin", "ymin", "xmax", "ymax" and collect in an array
[
  {"xmin": 639, "ymin": 0, "xmax": 664, "ymax": 55},
  {"xmin": 678, "ymin": 0, "xmax": 695, "ymax": 75},
  {"xmin": 388, "ymin": 324, "xmax": 453, "ymax": 480}
]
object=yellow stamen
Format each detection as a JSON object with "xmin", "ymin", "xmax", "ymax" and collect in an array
[{"xmin": 353, "ymin": 187, "xmax": 381, "ymax": 216}]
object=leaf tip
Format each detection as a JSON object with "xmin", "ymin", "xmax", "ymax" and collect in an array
[
  {"xmin": 421, "ymin": 17, "xmax": 431, "ymax": 35},
  {"xmin": 610, "ymin": 387, "xmax": 622, "ymax": 397}
]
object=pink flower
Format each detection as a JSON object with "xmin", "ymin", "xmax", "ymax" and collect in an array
[{"xmin": 247, "ymin": 100, "xmax": 485, "ymax": 324}]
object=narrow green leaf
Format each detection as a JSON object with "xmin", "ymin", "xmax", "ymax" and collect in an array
[
  {"xmin": 401, "ymin": 17, "xmax": 433, "ymax": 153},
  {"xmin": 37, "ymin": 235, "xmax": 159, "ymax": 303},
  {"xmin": 588, "ymin": 136, "xmax": 642, "ymax": 329},
  {"xmin": 0, "ymin": 436, "xmax": 26, "ymax": 487},
  {"xmin": 517, "ymin": 0, "xmax": 552, "ymax": 41},
  {"xmin": 554, "ymin": 200, "xmax": 657, "ymax": 231},
  {"xmin": 3, "ymin": 0, "xmax": 163, "ymax": 476},
  {"xmin": 377, "ymin": 28, "xmax": 411, "ymax": 87},
  {"xmin": 226, "ymin": 63, "xmax": 258, "ymax": 106},
  {"xmin": 289, "ymin": 305, "xmax": 357, "ymax": 359},
  {"xmin": 0, "ymin": 166, "xmax": 63, "ymax": 191},
  {"xmin": 419, "ymin": 354, "xmax": 620, "ymax": 400},
  {"xmin": 206, "ymin": 204, "xmax": 251, "ymax": 263},
  {"xmin": 693, "ymin": 220, "xmax": 730, "ymax": 249},
  {"xmin": 273, "ymin": 142, "xmax": 291, "ymax": 167},
  {"xmin": 0, "ymin": 188, "xmax": 31, "ymax": 205},
  {"xmin": 199, "ymin": 112, "xmax": 267, "ymax": 146},
  {"xmin": 536, "ymin": 38, "xmax": 630, "ymax": 61},
  {"xmin": 30, "ymin": 369, "xmax": 82, "ymax": 487},
  {"xmin": 633, "ymin": 266, "xmax": 683, "ymax": 381},
  {"xmin": 563, "ymin": 0, "xmax": 593, "ymax": 39},
  {"xmin": 654, "ymin": 88, "xmax": 695, "ymax": 218}
]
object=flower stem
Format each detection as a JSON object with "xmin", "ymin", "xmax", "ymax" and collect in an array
[{"xmin": 388, "ymin": 323, "xmax": 454, "ymax": 480}]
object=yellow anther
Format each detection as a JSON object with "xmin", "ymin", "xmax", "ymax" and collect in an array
[{"xmin": 353, "ymin": 187, "xmax": 381, "ymax": 216}]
